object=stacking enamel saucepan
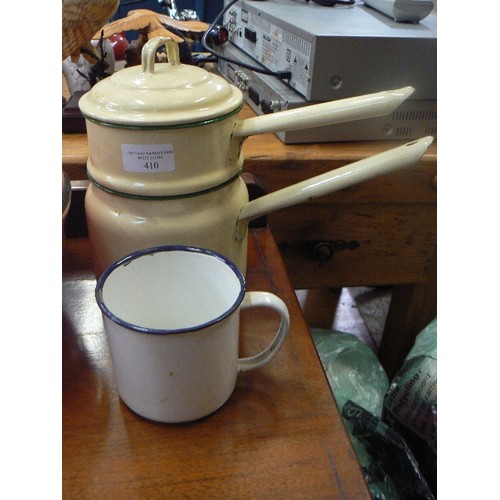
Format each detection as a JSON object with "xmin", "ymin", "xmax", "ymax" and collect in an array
[{"xmin": 79, "ymin": 37, "xmax": 434, "ymax": 276}]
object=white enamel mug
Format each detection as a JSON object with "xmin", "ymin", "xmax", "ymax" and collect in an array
[{"xmin": 95, "ymin": 246, "xmax": 290, "ymax": 423}]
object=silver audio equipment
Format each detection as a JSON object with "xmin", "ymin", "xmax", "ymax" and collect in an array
[
  {"xmin": 217, "ymin": 41, "xmax": 436, "ymax": 143},
  {"xmin": 223, "ymin": 0, "xmax": 436, "ymax": 102}
]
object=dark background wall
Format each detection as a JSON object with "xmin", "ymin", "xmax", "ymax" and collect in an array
[{"xmin": 114, "ymin": 0, "xmax": 224, "ymax": 24}]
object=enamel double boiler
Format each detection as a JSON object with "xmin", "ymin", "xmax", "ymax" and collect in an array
[{"xmin": 80, "ymin": 37, "xmax": 433, "ymax": 276}]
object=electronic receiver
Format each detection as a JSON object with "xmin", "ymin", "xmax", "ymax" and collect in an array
[
  {"xmin": 224, "ymin": 0, "xmax": 436, "ymax": 102},
  {"xmin": 218, "ymin": 40, "xmax": 436, "ymax": 143}
]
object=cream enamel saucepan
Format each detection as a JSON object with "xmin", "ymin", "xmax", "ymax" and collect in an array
[{"xmin": 80, "ymin": 37, "xmax": 434, "ymax": 276}]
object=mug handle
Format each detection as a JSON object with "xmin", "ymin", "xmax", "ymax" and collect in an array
[{"xmin": 238, "ymin": 292, "xmax": 290, "ymax": 372}]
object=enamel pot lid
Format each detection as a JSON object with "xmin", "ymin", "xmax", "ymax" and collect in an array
[{"xmin": 79, "ymin": 36, "xmax": 243, "ymax": 127}]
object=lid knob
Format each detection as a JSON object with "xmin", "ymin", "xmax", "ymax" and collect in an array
[
  {"xmin": 79, "ymin": 35, "xmax": 242, "ymax": 126},
  {"xmin": 141, "ymin": 36, "xmax": 180, "ymax": 75}
]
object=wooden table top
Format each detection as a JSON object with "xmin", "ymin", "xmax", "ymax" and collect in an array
[{"xmin": 63, "ymin": 228, "xmax": 370, "ymax": 498}]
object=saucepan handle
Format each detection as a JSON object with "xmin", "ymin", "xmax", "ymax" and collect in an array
[
  {"xmin": 238, "ymin": 292, "xmax": 290, "ymax": 372},
  {"xmin": 237, "ymin": 135, "xmax": 434, "ymax": 225},
  {"xmin": 232, "ymin": 87, "xmax": 415, "ymax": 138}
]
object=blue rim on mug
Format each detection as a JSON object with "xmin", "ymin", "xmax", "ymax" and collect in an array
[{"xmin": 95, "ymin": 245, "xmax": 246, "ymax": 335}]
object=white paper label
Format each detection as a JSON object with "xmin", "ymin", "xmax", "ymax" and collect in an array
[{"xmin": 121, "ymin": 143, "xmax": 175, "ymax": 173}]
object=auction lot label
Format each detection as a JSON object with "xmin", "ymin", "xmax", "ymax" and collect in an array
[{"xmin": 121, "ymin": 144, "xmax": 175, "ymax": 172}]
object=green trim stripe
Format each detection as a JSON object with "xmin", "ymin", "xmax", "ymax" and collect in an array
[
  {"xmin": 82, "ymin": 104, "xmax": 243, "ymax": 130},
  {"xmin": 87, "ymin": 170, "xmax": 242, "ymax": 200}
]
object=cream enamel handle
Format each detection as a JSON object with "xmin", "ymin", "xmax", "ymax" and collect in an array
[
  {"xmin": 232, "ymin": 87, "xmax": 415, "ymax": 138},
  {"xmin": 141, "ymin": 36, "xmax": 180, "ymax": 74},
  {"xmin": 238, "ymin": 136, "xmax": 434, "ymax": 224},
  {"xmin": 237, "ymin": 292, "xmax": 290, "ymax": 372}
]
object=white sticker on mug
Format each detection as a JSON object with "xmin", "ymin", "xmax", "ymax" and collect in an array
[{"xmin": 121, "ymin": 144, "xmax": 175, "ymax": 172}]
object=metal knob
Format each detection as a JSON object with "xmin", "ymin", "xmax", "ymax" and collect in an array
[{"xmin": 313, "ymin": 241, "xmax": 334, "ymax": 262}]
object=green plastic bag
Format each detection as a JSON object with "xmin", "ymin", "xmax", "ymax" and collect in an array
[
  {"xmin": 311, "ymin": 329, "xmax": 397, "ymax": 499},
  {"xmin": 312, "ymin": 328, "xmax": 436, "ymax": 500},
  {"xmin": 384, "ymin": 319, "xmax": 437, "ymax": 454},
  {"xmin": 311, "ymin": 329, "xmax": 389, "ymax": 415},
  {"xmin": 383, "ymin": 319, "xmax": 437, "ymax": 495}
]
